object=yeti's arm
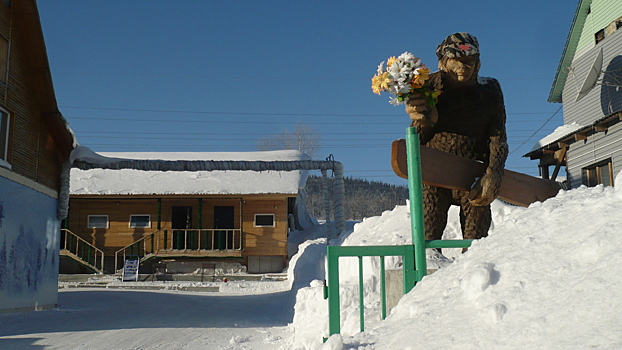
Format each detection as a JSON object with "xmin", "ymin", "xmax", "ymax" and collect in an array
[{"xmin": 469, "ymin": 78, "xmax": 508, "ymax": 206}]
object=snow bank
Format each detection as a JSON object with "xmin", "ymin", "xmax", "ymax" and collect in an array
[
  {"xmin": 291, "ymin": 172, "xmax": 622, "ymax": 349},
  {"xmin": 289, "ymin": 201, "xmax": 522, "ymax": 349}
]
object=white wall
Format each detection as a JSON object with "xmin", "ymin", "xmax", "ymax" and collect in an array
[{"xmin": 0, "ymin": 176, "xmax": 60, "ymax": 313}]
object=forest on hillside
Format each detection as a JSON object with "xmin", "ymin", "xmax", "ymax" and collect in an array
[{"xmin": 304, "ymin": 175, "xmax": 409, "ymax": 221}]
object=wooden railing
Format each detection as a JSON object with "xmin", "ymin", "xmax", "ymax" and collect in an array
[
  {"xmin": 161, "ymin": 229, "xmax": 242, "ymax": 251},
  {"xmin": 114, "ymin": 231, "xmax": 159, "ymax": 273},
  {"xmin": 114, "ymin": 229, "xmax": 243, "ymax": 272},
  {"xmin": 60, "ymin": 229, "xmax": 105, "ymax": 273}
]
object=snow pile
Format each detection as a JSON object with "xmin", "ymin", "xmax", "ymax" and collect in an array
[
  {"xmin": 290, "ymin": 173, "xmax": 622, "ymax": 349},
  {"xmin": 290, "ymin": 201, "xmax": 522, "ymax": 349}
]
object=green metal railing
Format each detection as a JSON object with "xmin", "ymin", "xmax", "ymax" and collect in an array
[
  {"xmin": 324, "ymin": 127, "xmax": 474, "ymax": 337},
  {"xmin": 324, "ymin": 245, "xmax": 416, "ymax": 336}
]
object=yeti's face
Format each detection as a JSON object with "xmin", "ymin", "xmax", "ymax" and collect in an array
[{"xmin": 440, "ymin": 56, "xmax": 480, "ymax": 84}]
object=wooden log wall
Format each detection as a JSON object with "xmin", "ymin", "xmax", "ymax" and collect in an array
[{"xmin": 68, "ymin": 195, "xmax": 292, "ymax": 259}]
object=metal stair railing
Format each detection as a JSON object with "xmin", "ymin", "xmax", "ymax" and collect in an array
[
  {"xmin": 114, "ymin": 231, "xmax": 160, "ymax": 273},
  {"xmin": 324, "ymin": 128, "xmax": 475, "ymax": 339},
  {"xmin": 60, "ymin": 229, "xmax": 105, "ymax": 274}
]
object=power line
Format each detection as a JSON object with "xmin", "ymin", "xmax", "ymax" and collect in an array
[
  {"xmin": 509, "ymin": 106, "xmax": 563, "ymax": 156},
  {"xmin": 65, "ymin": 115, "xmax": 562, "ymax": 126},
  {"xmin": 60, "ymin": 105, "xmax": 558, "ymax": 118},
  {"xmin": 75, "ymin": 128, "xmax": 555, "ymax": 135},
  {"xmin": 53, "ymin": 71, "xmax": 552, "ymax": 82}
]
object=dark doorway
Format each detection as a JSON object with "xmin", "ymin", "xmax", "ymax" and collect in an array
[
  {"xmin": 172, "ymin": 206, "xmax": 192, "ymax": 249},
  {"xmin": 214, "ymin": 206, "xmax": 234, "ymax": 249}
]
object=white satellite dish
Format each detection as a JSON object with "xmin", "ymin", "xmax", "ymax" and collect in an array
[{"xmin": 575, "ymin": 48, "xmax": 603, "ymax": 102}]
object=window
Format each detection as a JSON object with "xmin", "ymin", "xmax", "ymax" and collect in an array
[
  {"xmin": 582, "ymin": 159, "xmax": 613, "ymax": 187},
  {"xmin": 130, "ymin": 215, "xmax": 151, "ymax": 228},
  {"xmin": 595, "ymin": 29, "xmax": 605, "ymax": 44},
  {"xmin": 254, "ymin": 214, "xmax": 275, "ymax": 227},
  {"xmin": 88, "ymin": 215, "xmax": 109, "ymax": 229},
  {"xmin": 0, "ymin": 109, "xmax": 8, "ymax": 162}
]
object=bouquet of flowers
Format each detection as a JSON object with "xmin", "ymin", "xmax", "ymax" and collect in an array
[{"xmin": 371, "ymin": 52, "xmax": 440, "ymax": 107}]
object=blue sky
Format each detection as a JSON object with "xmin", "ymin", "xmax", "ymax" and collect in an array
[{"xmin": 38, "ymin": 1, "xmax": 577, "ymax": 186}]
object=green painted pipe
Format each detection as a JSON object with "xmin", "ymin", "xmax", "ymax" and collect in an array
[
  {"xmin": 406, "ymin": 127, "xmax": 427, "ymax": 282},
  {"xmin": 358, "ymin": 256, "xmax": 365, "ymax": 332},
  {"xmin": 426, "ymin": 239, "xmax": 473, "ymax": 249},
  {"xmin": 380, "ymin": 256, "xmax": 387, "ymax": 319},
  {"xmin": 327, "ymin": 246, "xmax": 341, "ymax": 336}
]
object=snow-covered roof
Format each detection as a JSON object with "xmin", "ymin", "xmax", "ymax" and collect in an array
[
  {"xmin": 528, "ymin": 122, "xmax": 586, "ymax": 153},
  {"xmin": 70, "ymin": 149, "xmax": 311, "ymax": 196}
]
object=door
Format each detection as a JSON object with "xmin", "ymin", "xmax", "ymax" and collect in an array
[
  {"xmin": 214, "ymin": 206, "xmax": 234, "ymax": 249},
  {"xmin": 172, "ymin": 206, "xmax": 192, "ymax": 249}
]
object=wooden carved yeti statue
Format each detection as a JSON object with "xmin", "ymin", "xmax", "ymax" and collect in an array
[{"xmin": 405, "ymin": 32, "xmax": 508, "ymax": 242}]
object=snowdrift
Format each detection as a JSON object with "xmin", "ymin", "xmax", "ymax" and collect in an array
[{"xmin": 290, "ymin": 173, "xmax": 622, "ymax": 349}]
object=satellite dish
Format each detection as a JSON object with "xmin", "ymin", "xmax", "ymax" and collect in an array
[{"xmin": 575, "ymin": 48, "xmax": 603, "ymax": 102}]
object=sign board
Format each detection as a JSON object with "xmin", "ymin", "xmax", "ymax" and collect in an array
[{"xmin": 122, "ymin": 258, "xmax": 140, "ymax": 282}]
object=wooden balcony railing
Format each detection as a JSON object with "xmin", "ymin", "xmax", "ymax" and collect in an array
[{"xmin": 114, "ymin": 229, "xmax": 243, "ymax": 272}]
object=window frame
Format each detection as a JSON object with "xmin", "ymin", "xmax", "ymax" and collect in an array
[
  {"xmin": 129, "ymin": 214, "xmax": 151, "ymax": 229},
  {"xmin": 254, "ymin": 213, "xmax": 275, "ymax": 228},
  {"xmin": 87, "ymin": 215, "xmax": 109, "ymax": 229},
  {"xmin": 582, "ymin": 158, "xmax": 613, "ymax": 187}
]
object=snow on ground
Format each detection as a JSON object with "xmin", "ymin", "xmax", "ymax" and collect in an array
[
  {"xmin": 295, "ymin": 173, "xmax": 622, "ymax": 349},
  {"xmin": 2, "ymin": 174, "xmax": 622, "ymax": 349}
]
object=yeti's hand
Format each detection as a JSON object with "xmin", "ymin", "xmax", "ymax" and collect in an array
[
  {"xmin": 468, "ymin": 173, "xmax": 501, "ymax": 206},
  {"xmin": 405, "ymin": 92, "xmax": 438, "ymax": 129}
]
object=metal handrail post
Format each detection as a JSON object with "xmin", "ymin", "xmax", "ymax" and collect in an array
[
  {"xmin": 380, "ymin": 256, "xmax": 387, "ymax": 319},
  {"xmin": 406, "ymin": 127, "xmax": 427, "ymax": 282},
  {"xmin": 358, "ymin": 256, "xmax": 365, "ymax": 332},
  {"xmin": 326, "ymin": 245, "xmax": 341, "ymax": 336}
]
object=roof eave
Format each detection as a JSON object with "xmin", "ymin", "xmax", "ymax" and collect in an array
[{"xmin": 548, "ymin": 0, "xmax": 593, "ymax": 103}]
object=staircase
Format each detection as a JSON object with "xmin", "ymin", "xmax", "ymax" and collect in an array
[
  {"xmin": 60, "ymin": 229, "xmax": 105, "ymax": 274},
  {"xmin": 114, "ymin": 231, "xmax": 159, "ymax": 273}
]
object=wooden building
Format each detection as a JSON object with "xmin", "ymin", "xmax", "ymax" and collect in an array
[
  {"xmin": 0, "ymin": 0, "xmax": 74, "ymax": 313},
  {"xmin": 65, "ymin": 149, "xmax": 316, "ymax": 274},
  {"xmin": 525, "ymin": 0, "xmax": 622, "ymax": 188}
]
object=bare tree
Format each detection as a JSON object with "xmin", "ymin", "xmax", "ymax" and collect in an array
[{"xmin": 257, "ymin": 124, "xmax": 321, "ymax": 158}]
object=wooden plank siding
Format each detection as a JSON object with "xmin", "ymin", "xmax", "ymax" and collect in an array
[
  {"xmin": 242, "ymin": 198, "xmax": 288, "ymax": 257},
  {"xmin": 67, "ymin": 195, "xmax": 293, "ymax": 260},
  {"xmin": 0, "ymin": 1, "xmax": 71, "ymax": 192}
]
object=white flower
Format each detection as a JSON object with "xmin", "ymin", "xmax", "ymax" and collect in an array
[
  {"xmin": 398, "ymin": 51, "xmax": 415, "ymax": 62},
  {"xmin": 389, "ymin": 97, "xmax": 402, "ymax": 106},
  {"xmin": 377, "ymin": 61, "xmax": 385, "ymax": 75}
]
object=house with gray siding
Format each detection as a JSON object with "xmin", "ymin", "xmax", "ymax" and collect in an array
[{"xmin": 524, "ymin": 0, "xmax": 622, "ymax": 189}]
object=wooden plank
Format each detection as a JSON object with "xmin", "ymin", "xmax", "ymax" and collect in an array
[{"xmin": 392, "ymin": 139, "xmax": 562, "ymax": 207}]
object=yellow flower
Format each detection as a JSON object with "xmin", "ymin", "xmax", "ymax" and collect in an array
[
  {"xmin": 411, "ymin": 66, "xmax": 430, "ymax": 88},
  {"xmin": 387, "ymin": 56, "xmax": 397, "ymax": 68},
  {"xmin": 371, "ymin": 72, "xmax": 390, "ymax": 95}
]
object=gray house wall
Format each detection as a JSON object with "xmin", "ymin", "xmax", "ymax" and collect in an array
[
  {"xmin": 566, "ymin": 123, "xmax": 622, "ymax": 188},
  {"xmin": 562, "ymin": 28, "xmax": 622, "ymax": 126},
  {"xmin": 561, "ymin": 26, "xmax": 622, "ymax": 187}
]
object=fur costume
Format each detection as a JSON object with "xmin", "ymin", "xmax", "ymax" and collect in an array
[{"xmin": 408, "ymin": 32, "xmax": 508, "ymax": 241}]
